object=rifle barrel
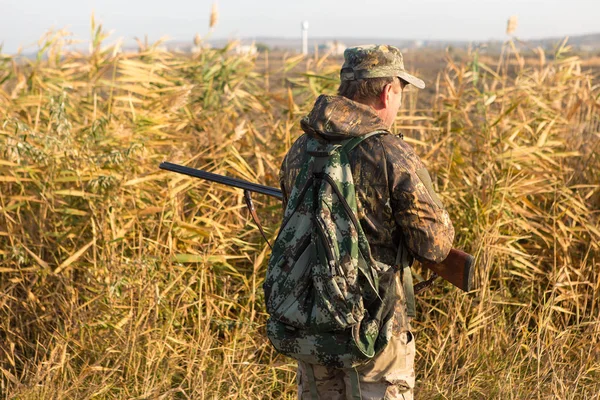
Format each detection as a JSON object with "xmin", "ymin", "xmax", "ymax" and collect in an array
[{"xmin": 159, "ymin": 162, "xmax": 283, "ymax": 200}]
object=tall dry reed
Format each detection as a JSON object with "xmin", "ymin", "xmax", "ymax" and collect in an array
[{"xmin": 0, "ymin": 23, "xmax": 599, "ymax": 399}]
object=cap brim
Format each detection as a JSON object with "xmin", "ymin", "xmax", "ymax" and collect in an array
[{"xmin": 398, "ymin": 71, "xmax": 425, "ymax": 89}]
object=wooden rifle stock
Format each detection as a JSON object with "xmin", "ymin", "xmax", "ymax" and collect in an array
[
  {"xmin": 420, "ymin": 248, "xmax": 475, "ymax": 292},
  {"xmin": 160, "ymin": 161, "xmax": 476, "ymax": 292}
]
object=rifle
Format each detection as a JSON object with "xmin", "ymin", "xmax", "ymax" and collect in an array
[{"xmin": 159, "ymin": 161, "xmax": 475, "ymax": 293}]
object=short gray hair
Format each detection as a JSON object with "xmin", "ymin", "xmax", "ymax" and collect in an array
[{"xmin": 337, "ymin": 74, "xmax": 405, "ymax": 103}]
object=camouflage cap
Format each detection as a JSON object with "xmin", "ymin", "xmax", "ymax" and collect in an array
[{"xmin": 341, "ymin": 44, "xmax": 425, "ymax": 89}]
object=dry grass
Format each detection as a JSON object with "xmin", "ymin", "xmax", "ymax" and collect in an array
[{"xmin": 1, "ymin": 23, "xmax": 599, "ymax": 399}]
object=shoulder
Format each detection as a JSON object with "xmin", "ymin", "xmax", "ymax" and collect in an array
[
  {"xmin": 289, "ymin": 133, "xmax": 310, "ymax": 154},
  {"xmin": 291, "ymin": 133, "xmax": 310, "ymax": 148},
  {"xmin": 282, "ymin": 134, "xmax": 309, "ymax": 168},
  {"xmin": 350, "ymin": 132, "xmax": 423, "ymax": 173}
]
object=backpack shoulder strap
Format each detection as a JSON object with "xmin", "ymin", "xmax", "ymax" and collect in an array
[{"xmin": 341, "ymin": 130, "xmax": 385, "ymax": 153}]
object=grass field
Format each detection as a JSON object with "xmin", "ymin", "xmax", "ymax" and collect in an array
[{"xmin": 1, "ymin": 24, "xmax": 599, "ymax": 399}]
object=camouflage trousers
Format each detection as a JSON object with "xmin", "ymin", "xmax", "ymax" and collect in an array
[{"xmin": 297, "ymin": 330, "xmax": 415, "ymax": 400}]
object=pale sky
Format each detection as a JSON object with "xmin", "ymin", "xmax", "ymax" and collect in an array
[{"xmin": 1, "ymin": 0, "xmax": 599, "ymax": 53}]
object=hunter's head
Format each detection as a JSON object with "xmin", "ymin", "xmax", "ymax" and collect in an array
[{"xmin": 338, "ymin": 44, "xmax": 425, "ymax": 128}]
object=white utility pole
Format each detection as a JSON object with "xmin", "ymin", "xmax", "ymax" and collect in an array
[{"xmin": 301, "ymin": 21, "xmax": 309, "ymax": 55}]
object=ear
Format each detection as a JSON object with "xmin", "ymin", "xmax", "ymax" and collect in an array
[{"xmin": 379, "ymin": 83, "xmax": 393, "ymax": 108}]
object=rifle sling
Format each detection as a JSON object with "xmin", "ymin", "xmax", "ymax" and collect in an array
[
  {"xmin": 397, "ymin": 243, "xmax": 416, "ymax": 318},
  {"xmin": 243, "ymin": 190, "xmax": 273, "ymax": 250}
]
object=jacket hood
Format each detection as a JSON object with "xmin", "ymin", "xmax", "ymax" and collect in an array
[{"xmin": 300, "ymin": 95, "xmax": 390, "ymax": 140}]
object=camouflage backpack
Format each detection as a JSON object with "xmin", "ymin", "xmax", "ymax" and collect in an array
[{"xmin": 263, "ymin": 131, "xmax": 400, "ymax": 369}]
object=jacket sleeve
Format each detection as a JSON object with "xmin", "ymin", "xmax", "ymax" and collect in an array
[{"xmin": 383, "ymin": 136, "xmax": 455, "ymax": 263}]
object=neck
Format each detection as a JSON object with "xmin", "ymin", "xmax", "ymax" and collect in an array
[{"xmin": 347, "ymin": 95, "xmax": 393, "ymax": 130}]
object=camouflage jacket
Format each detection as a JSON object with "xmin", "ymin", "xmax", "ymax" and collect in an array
[{"xmin": 279, "ymin": 95, "xmax": 455, "ymax": 328}]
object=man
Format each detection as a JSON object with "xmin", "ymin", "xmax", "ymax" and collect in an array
[{"xmin": 278, "ymin": 45, "xmax": 455, "ymax": 399}]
